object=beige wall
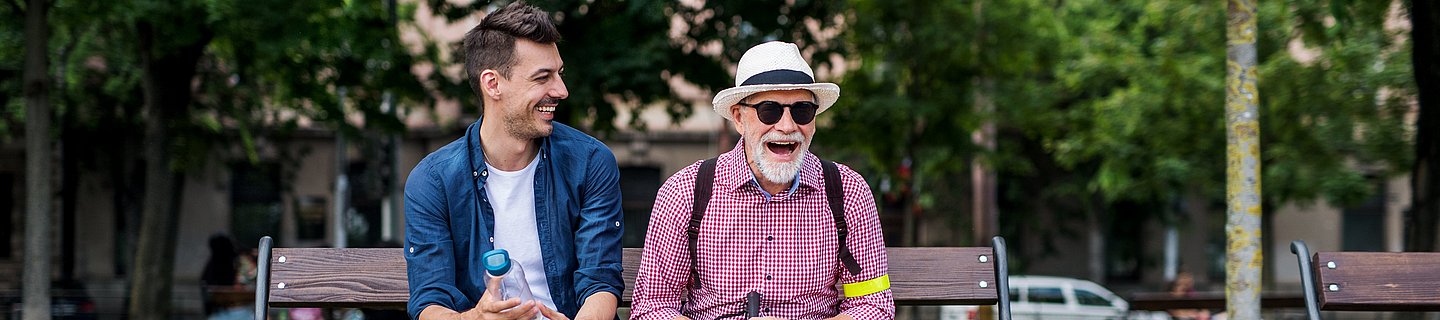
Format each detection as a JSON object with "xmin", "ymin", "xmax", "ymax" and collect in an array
[
  {"xmin": 1272, "ymin": 199, "xmax": 1343, "ymax": 288},
  {"xmin": 1271, "ymin": 175, "xmax": 1411, "ymax": 288}
]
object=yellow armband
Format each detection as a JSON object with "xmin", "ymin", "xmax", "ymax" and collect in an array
[{"xmin": 842, "ymin": 274, "xmax": 890, "ymax": 298}]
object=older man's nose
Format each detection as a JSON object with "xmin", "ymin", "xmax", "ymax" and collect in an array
[{"xmin": 772, "ymin": 108, "xmax": 799, "ymax": 132}]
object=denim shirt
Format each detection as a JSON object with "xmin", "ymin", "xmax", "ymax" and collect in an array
[{"xmin": 404, "ymin": 118, "xmax": 625, "ymax": 319}]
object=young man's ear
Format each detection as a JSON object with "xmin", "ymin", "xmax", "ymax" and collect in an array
[{"xmin": 479, "ymin": 69, "xmax": 503, "ymax": 100}]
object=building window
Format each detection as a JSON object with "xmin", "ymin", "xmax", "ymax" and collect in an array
[
  {"xmin": 1342, "ymin": 181, "xmax": 1386, "ymax": 252},
  {"xmin": 232, "ymin": 163, "xmax": 282, "ymax": 249},
  {"xmin": 345, "ymin": 161, "xmax": 389, "ymax": 247},
  {"xmin": 1, "ymin": 173, "xmax": 12, "ymax": 259},
  {"xmin": 619, "ymin": 166, "xmax": 662, "ymax": 247},
  {"xmin": 294, "ymin": 195, "xmax": 327, "ymax": 242}
]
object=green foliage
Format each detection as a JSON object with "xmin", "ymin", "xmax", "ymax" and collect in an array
[
  {"xmin": 423, "ymin": 0, "xmax": 845, "ymax": 134},
  {"xmin": 1260, "ymin": 0, "xmax": 1414, "ymax": 206},
  {"xmin": 1, "ymin": 1, "xmax": 27, "ymax": 140},
  {"xmin": 0, "ymin": 0, "xmax": 441, "ymax": 172},
  {"xmin": 830, "ymin": 0, "xmax": 1412, "ymax": 250}
]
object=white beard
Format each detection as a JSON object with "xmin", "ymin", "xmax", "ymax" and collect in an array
[{"xmin": 747, "ymin": 131, "xmax": 808, "ymax": 185}]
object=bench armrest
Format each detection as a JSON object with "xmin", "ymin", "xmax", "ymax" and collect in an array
[
  {"xmin": 993, "ymin": 236, "xmax": 1011, "ymax": 320},
  {"xmin": 1290, "ymin": 240, "xmax": 1321, "ymax": 320}
]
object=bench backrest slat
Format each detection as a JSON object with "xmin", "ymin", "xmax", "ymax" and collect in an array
[
  {"xmin": 1312, "ymin": 251, "xmax": 1440, "ymax": 311},
  {"xmin": 616, "ymin": 247, "xmax": 1000, "ymax": 306},
  {"xmin": 1291, "ymin": 240, "xmax": 1440, "ymax": 320},
  {"xmin": 257, "ymin": 236, "xmax": 1011, "ymax": 319},
  {"xmin": 879, "ymin": 247, "xmax": 999, "ymax": 305},
  {"xmin": 267, "ymin": 248, "xmax": 409, "ymax": 308}
]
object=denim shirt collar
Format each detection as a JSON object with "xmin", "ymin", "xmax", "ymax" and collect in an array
[{"xmin": 465, "ymin": 117, "xmax": 550, "ymax": 181}]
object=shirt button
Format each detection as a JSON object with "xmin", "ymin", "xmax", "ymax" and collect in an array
[
  {"xmin": 764, "ymin": 308, "xmax": 771, "ymax": 313},
  {"xmin": 765, "ymin": 274, "xmax": 772, "ymax": 280},
  {"xmin": 489, "ymin": 237, "xmax": 495, "ymax": 243},
  {"xmin": 766, "ymin": 235, "xmax": 774, "ymax": 241},
  {"xmin": 481, "ymin": 170, "xmax": 488, "ymax": 177}
]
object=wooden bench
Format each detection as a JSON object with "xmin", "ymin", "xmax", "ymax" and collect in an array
[
  {"xmin": 254, "ymin": 236, "xmax": 1015, "ymax": 319},
  {"xmin": 1290, "ymin": 240, "xmax": 1440, "ymax": 320}
]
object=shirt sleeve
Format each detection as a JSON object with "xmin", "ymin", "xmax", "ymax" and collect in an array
[
  {"xmin": 405, "ymin": 164, "xmax": 468, "ymax": 320},
  {"xmin": 628, "ymin": 163, "xmax": 702, "ymax": 320},
  {"xmin": 835, "ymin": 164, "xmax": 896, "ymax": 320},
  {"xmin": 573, "ymin": 147, "xmax": 626, "ymax": 305}
]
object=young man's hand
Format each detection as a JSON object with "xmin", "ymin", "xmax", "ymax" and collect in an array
[{"xmin": 537, "ymin": 303, "xmax": 570, "ymax": 320}]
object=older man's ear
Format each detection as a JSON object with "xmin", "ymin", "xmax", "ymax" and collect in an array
[{"xmin": 730, "ymin": 105, "xmax": 746, "ymax": 133}]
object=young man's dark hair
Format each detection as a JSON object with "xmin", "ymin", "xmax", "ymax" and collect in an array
[{"xmin": 462, "ymin": 1, "xmax": 562, "ymax": 108}]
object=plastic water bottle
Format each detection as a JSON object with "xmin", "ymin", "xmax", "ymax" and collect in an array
[{"xmin": 482, "ymin": 249, "xmax": 536, "ymax": 304}]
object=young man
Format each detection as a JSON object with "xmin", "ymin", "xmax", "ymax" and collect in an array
[
  {"xmin": 404, "ymin": 2, "xmax": 623, "ymax": 320},
  {"xmin": 630, "ymin": 41, "xmax": 895, "ymax": 320}
]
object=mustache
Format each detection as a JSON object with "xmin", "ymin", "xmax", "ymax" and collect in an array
[
  {"xmin": 760, "ymin": 131, "xmax": 804, "ymax": 143},
  {"xmin": 537, "ymin": 98, "xmax": 561, "ymax": 106}
]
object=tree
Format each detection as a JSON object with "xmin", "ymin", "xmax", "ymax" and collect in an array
[
  {"xmin": 1407, "ymin": 0, "xmax": 1440, "ymax": 252},
  {"xmin": 1225, "ymin": 0, "xmax": 1262, "ymax": 317},
  {"xmin": 832, "ymin": 0, "xmax": 1411, "ymax": 285},
  {"xmin": 20, "ymin": 0, "xmax": 53, "ymax": 318},
  {"xmin": 423, "ymin": 0, "xmax": 846, "ymax": 134},
  {"xmin": 0, "ymin": 0, "xmax": 440, "ymax": 317},
  {"xmin": 122, "ymin": 0, "xmax": 435, "ymax": 316},
  {"xmin": 831, "ymin": 0, "xmax": 1066, "ymax": 247}
]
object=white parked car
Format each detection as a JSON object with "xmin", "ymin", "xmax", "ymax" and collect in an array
[{"xmin": 940, "ymin": 275, "xmax": 1130, "ymax": 320}]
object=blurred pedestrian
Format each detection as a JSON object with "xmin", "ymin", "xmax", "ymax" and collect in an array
[
  {"xmin": 202, "ymin": 233, "xmax": 252, "ymax": 320},
  {"xmin": 1167, "ymin": 271, "xmax": 1211, "ymax": 320}
]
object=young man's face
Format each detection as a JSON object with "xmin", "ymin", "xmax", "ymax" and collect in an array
[
  {"xmin": 491, "ymin": 39, "xmax": 568, "ymax": 140},
  {"xmin": 730, "ymin": 89, "xmax": 817, "ymax": 186}
]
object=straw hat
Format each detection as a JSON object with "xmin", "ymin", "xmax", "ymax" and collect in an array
[{"xmin": 711, "ymin": 41, "xmax": 840, "ymax": 121}]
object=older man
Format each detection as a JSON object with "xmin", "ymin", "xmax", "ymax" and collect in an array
[{"xmin": 630, "ymin": 41, "xmax": 895, "ymax": 320}]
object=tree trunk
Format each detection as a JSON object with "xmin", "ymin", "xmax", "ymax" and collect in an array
[
  {"xmin": 1406, "ymin": 0, "xmax": 1440, "ymax": 253},
  {"xmin": 1086, "ymin": 197, "xmax": 1106, "ymax": 284},
  {"xmin": 972, "ymin": 77, "xmax": 999, "ymax": 247},
  {"xmin": 1225, "ymin": 0, "xmax": 1263, "ymax": 319},
  {"xmin": 60, "ymin": 111, "xmax": 77, "ymax": 283},
  {"xmin": 970, "ymin": 0, "xmax": 999, "ymax": 248},
  {"xmin": 125, "ymin": 20, "xmax": 209, "ymax": 320},
  {"xmin": 22, "ymin": 0, "xmax": 53, "ymax": 319},
  {"xmin": 112, "ymin": 135, "xmax": 143, "ymax": 277}
]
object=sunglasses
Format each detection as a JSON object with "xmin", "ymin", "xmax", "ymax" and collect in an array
[{"xmin": 737, "ymin": 100, "xmax": 819, "ymax": 125}]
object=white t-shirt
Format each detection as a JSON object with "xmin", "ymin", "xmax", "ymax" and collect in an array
[{"xmin": 485, "ymin": 155, "xmax": 556, "ymax": 311}]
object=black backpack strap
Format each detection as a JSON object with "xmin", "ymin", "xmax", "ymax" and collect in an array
[
  {"xmin": 822, "ymin": 160, "xmax": 863, "ymax": 276},
  {"xmin": 688, "ymin": 158, "xmax": 718, "ymax": 289}
]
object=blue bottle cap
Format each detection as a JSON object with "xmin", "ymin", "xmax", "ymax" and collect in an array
[{"xmin": 482, "ymin": 249, "xmax": 511, "ymax": 276}]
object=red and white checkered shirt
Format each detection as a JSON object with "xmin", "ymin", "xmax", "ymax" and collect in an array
[{"xmin": 630, "ymin": 143, "xmax": 894, "ymax": 320}]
